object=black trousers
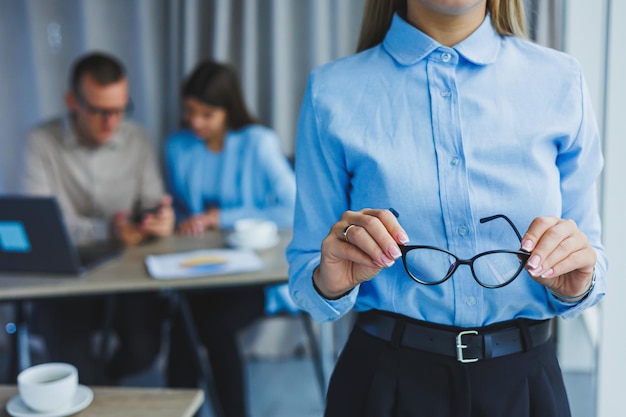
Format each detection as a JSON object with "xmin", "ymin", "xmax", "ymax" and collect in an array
[
  {"xmin": 31, "ymin": 293, "xmax": 165, "ymax": 385},
  {"xmin": 167, "ymin": 287, "xmax": 265, "ymax": 417},
  {"xmin": 325, "ymin": 320, "xmax": 571, "ymax": 417}
]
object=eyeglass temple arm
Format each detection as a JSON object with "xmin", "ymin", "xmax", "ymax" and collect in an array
[{"xmin": 479, "ymin": 214, "xmax": 523, "ymax": 242}]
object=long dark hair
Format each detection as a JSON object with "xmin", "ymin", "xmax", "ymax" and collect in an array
[
  {"xmin": 181, "ymin": 60, "xmax": 257, "ymax": 130},
  {"xmin": 356, "ymin": 0, "xmax": 527, "ymax": 53}
]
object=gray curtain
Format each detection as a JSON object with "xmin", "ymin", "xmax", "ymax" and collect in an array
[
  {"xmin": 0, "ymin": 0, "xmax": 561, "ymax": 194},
  {"xmin": 0, "ymin": 0, "xmax": 365, "ymax": 193},
  {"xmin": 526, "ymin": 0, "xmax": 565, "ymax": 50}
]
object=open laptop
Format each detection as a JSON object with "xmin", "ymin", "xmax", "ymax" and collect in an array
[{"xmin": 0, "ymin": 196, "xmax": 123, "ymax": 275}]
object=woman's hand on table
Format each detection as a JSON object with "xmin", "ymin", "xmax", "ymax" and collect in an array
[{"xmin": 177, "ymin": 207, "xmax": 220, "ymax": 236}]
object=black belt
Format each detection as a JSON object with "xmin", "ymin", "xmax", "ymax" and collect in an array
[{"xmin": 357, "ymin": 311, "xmax": 553, "ymax": 363}]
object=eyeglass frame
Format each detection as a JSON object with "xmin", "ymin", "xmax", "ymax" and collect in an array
[
  {"xmin": 399, "ymin": 214, "xmax": 531, "ymax": 289},
  {"xmin": 74, "ymin": 92, "xmax": 134, "ymax": 119}
]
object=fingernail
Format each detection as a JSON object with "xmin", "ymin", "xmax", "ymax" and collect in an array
[
  {"xmin": 374, "ymin": 260, "xmax": 387, "ymax": 269},
  {"xmin": 396, "ymin": 232, "xmax": 409, "ymax": 244},
  {"xmin": 521, "ymin": 239, "xmax": 533, "ymax": 252},
  {"xmin": 527, "ymin": 255, "xmax": 541, "ymax": 269},
  {"xmin": 541, "ymin": 268, "xmax": 554, "ymax": 278},
  {"xmin": 380, "ymin": 254, "xmax": 395, "ymax": 267},
  {"xmin": 388, "ymin": 245, "xmax": 402, "ymax": 259}
]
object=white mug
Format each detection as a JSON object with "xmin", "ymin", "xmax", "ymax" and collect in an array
[
  {"xmin": 17, "ymin": 362, "xmax": 78, "ymax": 412},
  {"xmin": 231, "ymin": 218, "xmax": 278, "ymax": 249}
]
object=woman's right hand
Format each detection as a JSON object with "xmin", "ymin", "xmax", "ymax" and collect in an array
[
  {"xmin": 313, "ymin": 208, "xmax": 409, "ymax": 299},
  {"xmin": 177, "ymin": 215, "xmax": 206, "ymax": 236},
  {"xmin": 177, "ymin": 208, "xmax": 220, "ymax": 236}
]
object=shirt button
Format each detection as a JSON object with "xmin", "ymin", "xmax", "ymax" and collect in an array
[
  {"xmin": 458, "ymin": 225, "xmax": 469, "ymax": 236},
  {"xmin": 450, "ymin": 157, "xmax": 460, "ymax": 166},
  {"xmin": 467, "ymin": 296, "xmax": 477, "ymax": 306},
  {"xmin": 441, "ymin": 52, "xmax": 452, "ymax": 62},
  {"xmin": 440, "ymin": 90, "xmax": 451, "ymax": 97}
]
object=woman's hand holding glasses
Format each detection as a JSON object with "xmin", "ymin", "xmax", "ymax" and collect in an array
[
  {"xmin": 312, "ymin": 208, "xmax": 409, "ymax": 300},
  {"xmin": 522, "ymin": 216, "xmax": 597, "ymax": 301},
  {"xmin": 313, "ymin": 210, "xmax": 597, "ymax": 302}
]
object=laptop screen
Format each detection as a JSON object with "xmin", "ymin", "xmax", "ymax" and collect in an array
[{"xmin": 0, "ymin": 196, "xmax": 91, "ymax": 274}]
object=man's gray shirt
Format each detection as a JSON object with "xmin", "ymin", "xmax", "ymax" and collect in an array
[{"xmin": 22, "ymin": 117, "xmax": 165, "ymax": 244}]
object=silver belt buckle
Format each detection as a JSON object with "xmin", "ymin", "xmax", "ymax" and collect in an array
[{"xmin": 456, "ymin": 330, "xmax": 479, "ymax": 363}]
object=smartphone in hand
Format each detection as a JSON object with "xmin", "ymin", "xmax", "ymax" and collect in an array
[{"xmin": 131, "ymin": 205, "xmax": 160, "ymax": 224}]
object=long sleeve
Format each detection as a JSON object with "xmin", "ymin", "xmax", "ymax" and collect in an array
[
  {"xmin": 286, "ymin": 13, "xmax": 606, "ymax": 327},
  {"xmin": 21, "ymin": 119, "xmax": 166, "ymax": 245},
  {"xmin": 286, "ymin": 76, "xmax": 359, "ymax": 322},
  {"xmin": 21, "ymin": 127, "xmax": 110, "ymax": 243},
  {"xmin": 545, "ymin": 69, "xmax": 607, "ymax": 318},
  {"xmin": 165, "ymin": 127, "xmax": 296, "ymax": 230},
  {"xmin": 219, "ymin": 128, "xmax": 296, "ymax": 229}
]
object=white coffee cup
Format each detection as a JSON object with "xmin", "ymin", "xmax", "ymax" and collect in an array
[
  {"xmin": 232, "ymin": 218, "xmax": 278, "ymax": 249},
  {"xmin": 17, "ymin": 362, "xmax": 78, "ymax": 412}
]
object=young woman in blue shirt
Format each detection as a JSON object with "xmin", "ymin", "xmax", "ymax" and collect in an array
[
  {"xmin": 287, "ymin": 1, "xmax": 606, "ymax": 416},
  {"xmin": 165, "ymin": 60, "xmax": 296, "ymax": 417}
]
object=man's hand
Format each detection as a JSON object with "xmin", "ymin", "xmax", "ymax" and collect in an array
[
  {"xmin": 141, "ymin": 195, "xmax": 175, "ymax": 237},
  {"xmin": 113, "ymin": 195, "xmax": 174, "ymax": 246},
  {"xmin": 112, "ymin": 212, "xmax": 144, "ymax": 246}
]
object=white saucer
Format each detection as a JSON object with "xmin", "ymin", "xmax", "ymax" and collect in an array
[
  {"xmin": 6, "ymin": 385, "xmax": 93, "ymax": 417},
  {"xmin": 226, "ymin": 232, "xmax": 280, "ymax": 250}
]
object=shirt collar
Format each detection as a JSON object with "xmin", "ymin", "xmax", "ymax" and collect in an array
[
  {"xmin": 61, "ymin": 113, "xmax": 121, "ymax": 150},
  {"xmin": 382, "ymin": 12, "xmax": 501, "ymax": 66}
]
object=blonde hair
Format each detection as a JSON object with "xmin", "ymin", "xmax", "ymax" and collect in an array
[{"xmin": 356, "ymin": 0, "xmax": 527, "ymax": 53}]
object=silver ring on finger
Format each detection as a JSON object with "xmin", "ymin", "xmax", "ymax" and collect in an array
[{"xmin": 342, "ymin": 224, "xmax": 357, "ymax": 243}]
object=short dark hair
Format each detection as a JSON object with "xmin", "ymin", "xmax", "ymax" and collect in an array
[
  {"xmin": 70, "ymin": 52, "xmax": 126, "ymax": 95},
  {"xmin": 182, "ymin": 60, "xmax": 257, "ymax": 130}
]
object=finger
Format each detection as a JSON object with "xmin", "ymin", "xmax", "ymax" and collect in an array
[
  {"xmin": 159, "ymin": 194, "xmax": 173, "ymax": 206},
  {"xmin": 525, "ymin": 218, "xmax": 582, "ymax": 277},
  {"xmin": 318, "ymin": 234, "xmax": 386, "ymax": 296},
  {"xmin": 522, "ymin": 216, "xmax": 561, "ymax": 273},
  {"xmin": 363, "ymin": 208, "xmax": 409, "ymax": 244},
  {"xmin": 521, "ymin": 216, "xmax": 559, "ymax": 251},
  {"xmin": 540, "ymin": 246, "xmax": 595, "ymax": 282},
  {"xmin": 335, "ymin": 209, "xmax": 402, "ymax": 268},
  {"xmin": 535, "ymin": 232, "xmax": 585, "ymax": 277}
]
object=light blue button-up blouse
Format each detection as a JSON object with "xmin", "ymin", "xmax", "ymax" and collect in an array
[{"xmin": 286, "ymin": 14, "xmax": 607, "ymax": 326}]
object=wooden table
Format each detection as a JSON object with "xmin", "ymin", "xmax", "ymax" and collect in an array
[
  {"xmin": 0, "ymin": 230, "xmax": 335, "ymax": 417},
  {"xmin": 0, "ymin": 385, "xmax": 203, "ymax": 417},
  {"xmin": 0, "ymin": 230, "xmax": 291, "ymax": 300},
  {"xmin": 0, "ymin": 231, "xmax": 292, "ymax": 417}
]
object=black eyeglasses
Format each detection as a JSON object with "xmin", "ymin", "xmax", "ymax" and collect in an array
[
  {"xmin": 399, "ymin": 214, "xmax": 530, "ymax": 289},
  {"xmin": 76, "ymin": 94, "xmax": 134, "ymax": 119}
]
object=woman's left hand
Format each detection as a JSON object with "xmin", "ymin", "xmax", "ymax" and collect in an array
[{"xmin": 521, "ymin": 216, "xmax": 596, "ymax": 299}]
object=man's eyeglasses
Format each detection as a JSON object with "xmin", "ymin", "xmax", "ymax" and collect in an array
[
  {"xmin": 76, "ymin": 94, "xmax": 134, "ymax": 119},
  {"xmin": 399, "ymin": 214, "xmax": 530, "ymax": 289}
]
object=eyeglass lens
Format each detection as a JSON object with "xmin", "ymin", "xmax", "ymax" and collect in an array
[
  {"xmin": 403, "ymin": 248, "xmax": 526, "ymax": 287},
  {"xmin": 78, "ymin": 95, "xmax": 133, "ymax": 118}
]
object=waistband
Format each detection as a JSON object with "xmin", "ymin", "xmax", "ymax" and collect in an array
[{"xmin": 356, "ymin": 311, "xmax": 553, "ymax": 363}]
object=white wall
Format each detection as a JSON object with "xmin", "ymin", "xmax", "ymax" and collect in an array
[
  {"xmin": 556, "ymin": 0, "xmax": 607, "ymax": 373},
  {"xmin": 596, "ymin": 0, "xmax": 626, "ymax": 415},
  {"xmin": 563, "ymin": 1, "xmax": 626, "ymax": 416}
]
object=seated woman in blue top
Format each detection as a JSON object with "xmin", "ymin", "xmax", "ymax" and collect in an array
[{"xmin": 164, "ymin": 60, "xmax": 296, "ymax": 417}]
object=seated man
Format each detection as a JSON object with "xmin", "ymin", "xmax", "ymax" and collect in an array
[{"xmin": 21, "ymin": 52, "xmax": 174, "ymax": 384}]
